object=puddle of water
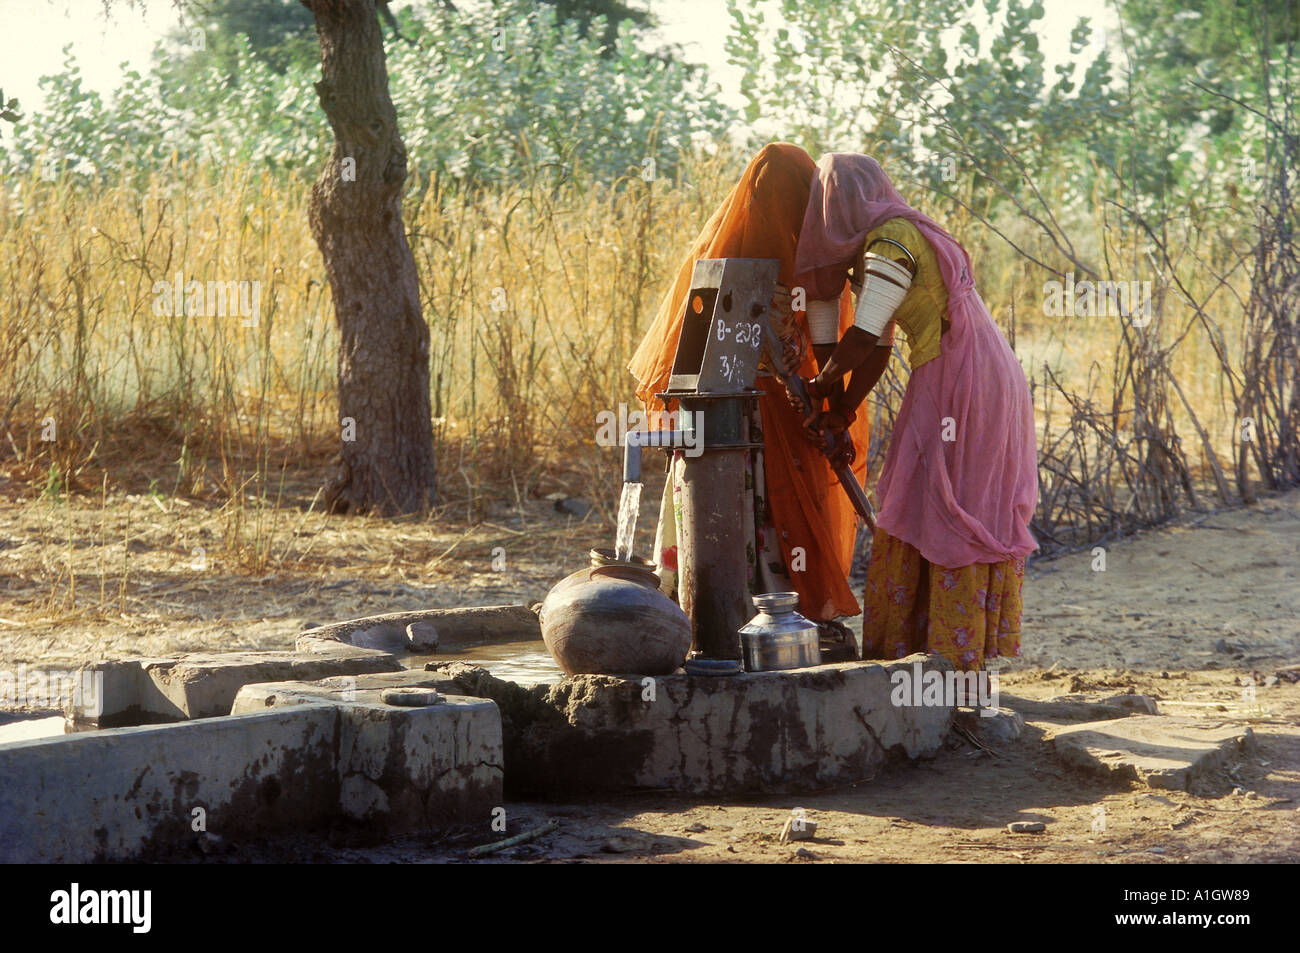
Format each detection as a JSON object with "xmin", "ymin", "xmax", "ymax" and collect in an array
[
  {"xmin": 0, "ymin": 715, "xmax": 68, "ymax": 745},
  {"xmin": 406, "ymin": 639, "xmax": 563, "ymax": 686}
]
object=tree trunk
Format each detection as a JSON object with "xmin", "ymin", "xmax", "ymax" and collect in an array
[{"xmin": 303, "ymin": 0, "xmax": 435, "ymax": 515}]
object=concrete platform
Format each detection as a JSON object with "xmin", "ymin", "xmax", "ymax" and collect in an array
[
  {"xmin": 426, "ymin": 654, "xmax": 956, "ymax": 795},
  {"xmin": 296, "ymin": 605, "xmax": 540, "ymax": 654},
  {"xmin": 234, "ymin": 673, "xmax": 504, "ymax": 828},
  {"xmin": 1046, "ymin": 716, "xmax": 1257, "ymax": 791},
  {"xmin": 1, "ymin": 675, "xmax": 504, "ymax": 862},
  {"xmin": 1, "ymin": 611, "xmax": 962, "ymax": 859},
  {"xmin": 0, "ymin": 706, "xmax": 339, "ymax": 862},
  {"xmin": 75, "ymin": 643, "xmax": 402, "ymax": 727}
]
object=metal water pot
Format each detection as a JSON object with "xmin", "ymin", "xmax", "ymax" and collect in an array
[{"xmin": 739, "ymin": 592, "xmax": 820, "ymax": 672}]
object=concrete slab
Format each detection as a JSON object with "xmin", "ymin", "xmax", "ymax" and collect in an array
[
  {"xmin": 0, "ymin": 706, "xmax": 340, "ymax": 863},
  {"xmin": 234, "ymin": 673, "xmax": 504, "ymax": 831},
  {"xmin": 2, "ymin": 667, "xmax": 506, "ymax": 861},
  {"xmin": 428, "ymin": 654, "xmax": 954, "ymax": 795},
  {"xmin": 75, "ymin": 644, "xmax": 402, "ymax": 727},
  {"xmin": 296, "ymin": 605, "xmax": 540, "ymax": 654},
  {"xmin": 954, "ymin": 706, "xmax": 1025, "ymax": 746},
  {"xmin": 230, "ymin": 669, "xmax": 446, "ymax": 711},
  {"xmin": 1046, "ymin": 692, "xmax": 1161, "ymax": 715},
  {"xmin": 335, "ymin": 697, "xmax": 503, "ymax": 828},
  {"xmin": 1001, "ymin": 693, "xmax": 1137, "ymax": 724},
  {"xmin": 1047, "ymin": 716, "xmax": 1257, "ymax": 791},
  {"xmin": 0, "ymin": 712, "xmax": 67, "ymax": 744},
  {"xmin": 1099, "ymin": 693, "xmax": 1161, "ymax": 714}
]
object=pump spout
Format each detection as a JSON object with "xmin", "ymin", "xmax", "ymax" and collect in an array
[{"xmin": 623, "ymin": 429, "xmax": 688, "ymax": 483}]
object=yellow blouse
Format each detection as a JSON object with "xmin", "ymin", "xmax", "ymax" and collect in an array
[{"xmin": 860, "ymin": 217, "xmax": 947, "ymax": 370}]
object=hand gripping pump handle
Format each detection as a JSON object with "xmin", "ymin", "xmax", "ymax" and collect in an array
[{"xmin": 759, "ymin": 314, "xmax": 877, "ymax": 533}]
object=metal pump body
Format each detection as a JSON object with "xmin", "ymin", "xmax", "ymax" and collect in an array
[{"xmin": 625, "ymin": 257, "xmax": 780, "ymax": 660}]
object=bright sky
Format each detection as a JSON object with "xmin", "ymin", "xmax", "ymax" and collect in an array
[{"xmin": 0, "ymin": 0, "xmax": 1117, "ymax": 114}]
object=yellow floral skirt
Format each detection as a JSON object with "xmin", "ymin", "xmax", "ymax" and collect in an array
[{"xmin": 862, "ymin": 527, "xmax": 1025, "ymax": 671}]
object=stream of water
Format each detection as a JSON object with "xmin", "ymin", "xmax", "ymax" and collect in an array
[{"xmin": 614, "ymin": 481, "xmax": 643, "ymax": 562}]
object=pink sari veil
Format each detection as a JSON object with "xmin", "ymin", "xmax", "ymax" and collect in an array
[{"xmin": 795, "ymin": 153, "xmax": 1039, "ymax": 567}]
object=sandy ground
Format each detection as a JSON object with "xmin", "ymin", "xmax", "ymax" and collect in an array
[{"xmin": 1, "ymin": 478, "xmax": 1297, "ymax": 863}]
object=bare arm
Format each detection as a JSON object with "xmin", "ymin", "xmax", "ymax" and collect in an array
[
  {"xmin": 811, "ymin": 326, "xmax": 878, "ymax": 396},
  {"xmin": 838, "ymin": 344, "xmax": 891, "ymax": 414},
  {"xmin": 812, "ymin": 343, "xmax": 846, "ymax": 410}
]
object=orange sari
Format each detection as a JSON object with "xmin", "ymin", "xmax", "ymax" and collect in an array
[{"xmin": 628, "ymin": 143, "xmax": 868, "ymax": 620}]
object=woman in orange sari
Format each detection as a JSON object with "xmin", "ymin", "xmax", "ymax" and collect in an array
[{"xmin": 628, "ymin": 143, "xmax": 869, "ymax": 631}]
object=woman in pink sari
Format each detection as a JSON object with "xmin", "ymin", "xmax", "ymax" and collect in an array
[{"xmin": 792, "ymin": 153, "xmax": 1038, "ymax": 672}]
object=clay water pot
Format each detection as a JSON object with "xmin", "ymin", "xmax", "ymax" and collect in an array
[
  {"xmin": 539, "ymin": 555, "xmax": 691, "ymax": 676},
  {"xmin": 546, "ymin": 548, "xmax": 651, "ymax": 600}
]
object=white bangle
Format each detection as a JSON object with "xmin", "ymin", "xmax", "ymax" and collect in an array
[
  {"xmin": 853, "ymin": 254, "xmax": 912, "ymax": 336},
  {"xmin": 805, "ymin": 299, "xmax": 840, "ymax": 345}
]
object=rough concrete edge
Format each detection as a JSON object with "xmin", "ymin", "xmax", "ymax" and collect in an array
[
  {"xmin": 73, "ymin": 644, "xmax": 403, "ymax": 728},
  {"xmin": 230, "ymin": 669, "xmax": 456, "ymax": 714},
  {"xmin": 295, "ymin": 604, "xmax": 540, "ymax": 653},
  {"xmin": 233, "ymin": 671, "xmax": 506, "ymax": 831},
  {"xmin": 3, "ymin": 680, "xmax": 510, "ymax": 860},
  {"xmin": 1046, "ymin": 719, "xmax": 1258, "ymax": 791},
  {"xmin": 427, "ymin": 655, "xmax": 956, "ymax": 794},
  {"xmin": 1003, "ymin": 693, "xmax": 1146, "ymax": 724},
  {"xmin": 0, "ymin": 703, "xmax": 343, "ymax": 863},
  {"xmin": 857, "ymin": 655, "xmax": 958, "ymax": 760}
]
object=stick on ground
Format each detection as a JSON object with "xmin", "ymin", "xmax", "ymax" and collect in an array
[{"xmin": 467, "ymin": 820, "xmax": 560, "ymax": 858}]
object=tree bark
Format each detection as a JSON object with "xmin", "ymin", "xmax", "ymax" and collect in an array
[{"xmin": 303, "ymin": 0, "xmax": 435, "ymax": 515}]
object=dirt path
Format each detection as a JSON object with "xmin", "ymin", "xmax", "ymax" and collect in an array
[{"xmin": 1010, "ymin": 493, "xmax": 1299, "ymax": 674}]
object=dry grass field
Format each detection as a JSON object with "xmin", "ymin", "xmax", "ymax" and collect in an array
[{"xmin": 0, "ymin": 151, "xmax": 1260, "ymax": 542}]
